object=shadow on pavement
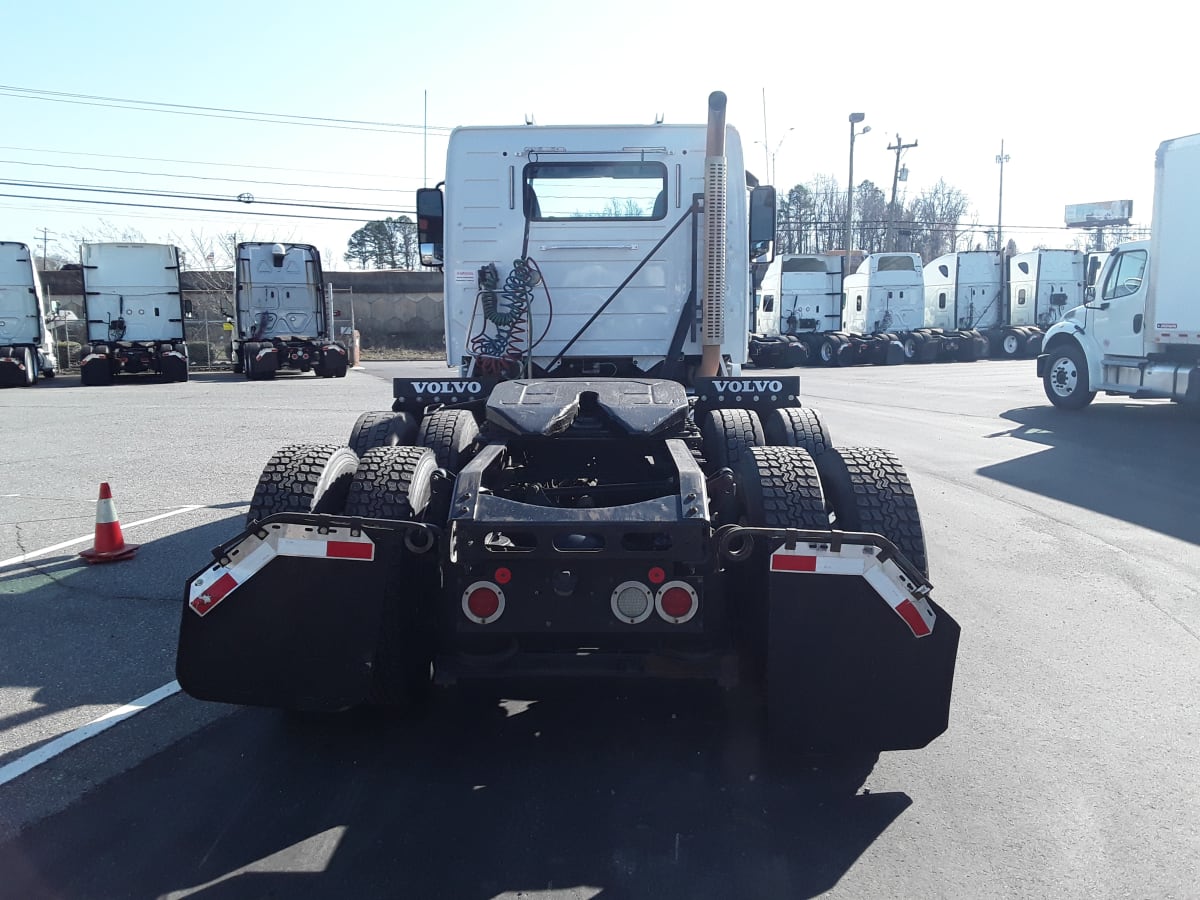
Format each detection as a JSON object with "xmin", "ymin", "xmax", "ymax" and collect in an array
[
  {"xmin": 0, "ymin": 513, "xmax": 243, "ymax": 756},
  {"xmin": 981, "ymin": 403, "xmax": 1200, "ymax": 544},
  {"xmin": 0, "ymin": 680, "xmax": 903, "ymax": 900}
]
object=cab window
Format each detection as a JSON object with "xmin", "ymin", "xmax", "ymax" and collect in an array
[{"xmin": 1102, "ymin": 250, "xmax": 1148, "ymax": 301}]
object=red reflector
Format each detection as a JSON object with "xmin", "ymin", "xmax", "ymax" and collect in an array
[
  {"xmin": 467, "ymin": 587, "xmax": 500, "ymax": 620},
  {"xmin": 661, "ymin": 586, "xmax": 693, "ymax": 619},
  {"xmin": 771, "ymin": 553, "xmax": 816, "ymax": 572},
  {"xmin": 895, "ymin": 598, "xmax": 932, "ymax": 637},
  {"xmin": 495, "ymin": 567, "xmax": 512, "ymax": 585},
  {"xmin": 326, "ymin": 540, "xmax": 373, "ymax": 560},
  {"xmin": 647, "ymin": 566, "xmax": 666, "ymax": 584}
]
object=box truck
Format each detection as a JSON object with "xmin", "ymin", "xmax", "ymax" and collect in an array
[{"xmin": 1038, "ymin": 134, "xmax": 1200, "ymax": 410}]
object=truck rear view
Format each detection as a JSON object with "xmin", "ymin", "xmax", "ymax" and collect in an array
[
  {"xmin": 0, "ymin": 241, "xmax": 57, "ymax": 386},
  {"xmin": 79, "ymin": 242, "xmax": 189, "ymax": 385},
  {"xmin": 176, "ymin": 93, "xmax": 960, "ymax": 757},
  {"xmin": 231, "ymin": 242, "xmax": 347, "ymax": 380}
]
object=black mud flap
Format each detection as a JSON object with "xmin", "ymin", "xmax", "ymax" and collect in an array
[
  {"xmin": 176, "ymin": 515, "xmax": 423, "ymax": 711},
  {"xmin": 761, "ymin": 536, "xmax": 960, "ymax": 753}
]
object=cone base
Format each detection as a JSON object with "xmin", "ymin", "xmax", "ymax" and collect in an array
[{"xmin": 79, "ymin": 543, "xmax": 140, "ymax": 564}]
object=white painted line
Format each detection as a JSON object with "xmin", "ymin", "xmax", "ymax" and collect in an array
[
  {"xmin": 0, "ymin": 680, "xmax": 182, "ymax": 788},
  {"xmin": 0, "ymin": 504, "xmax": 202, "ymax": 569}
]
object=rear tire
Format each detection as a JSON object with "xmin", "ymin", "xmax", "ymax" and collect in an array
[
  {"xmin": 417, "ymin": 409, "xmax": 480, "ymax": 472},
  {"xmin": 1000, "ymin": 330, "xmax": 1023, "ymax": 359},
  {"xmin": 737, "ymin": 445, "xmax": 828, "ymax": 528},
  {"xmin": 815, "ymin": 447, "xmax": 929, "ymax": 577},
  {"xmin": 348, "ymin": 410, "xmax": 418, "ymax": 457},
  {"xmin": 80, "ymin": 352, "xmax": 113, "ymax": 386},
  {"xmin": 245, "ymin": 444, "xmax": 360, "ymax": 527},
  {"xmin": 762, "ymin": 406, "xmax": 831, "ymax": 457},
  {"xmin": 699, "ymin": 407, "xmax": 764, "ymax": 471},
  {"xmin": 346, "ymin": 446, "xmax": 438, "ymax": 708},
  {"xmin": 345, "ymin": 446, "xmax": 436, "ymax": 521}
]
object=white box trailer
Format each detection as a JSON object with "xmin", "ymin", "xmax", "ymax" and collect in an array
[
  {"xmin": 1039, "ymin": 133, "xmax": 1200, "ymax": 410},
  {"xmin": 231, "ymin": 242, "xmax": 347, "ymax": 380},
  {"xmin": 0, "ymin": 241, "xmax": 57, "ymax": 386},
  {"xmin": 79, "ymin": 242, "xmax": 189, "ymax": 385},
  {"xmin": 748, "ymin": 254, "xmax": 844, "ymax": 367}
]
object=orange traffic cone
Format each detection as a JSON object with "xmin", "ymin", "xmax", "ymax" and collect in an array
[{"xmin": 79, "ymin": 482, "xmax": 139, "ymax": 563}]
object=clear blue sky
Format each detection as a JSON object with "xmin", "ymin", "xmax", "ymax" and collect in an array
[{"xmin": 1, "ymin": 0, "xmax": 1192, "ymax": 268}]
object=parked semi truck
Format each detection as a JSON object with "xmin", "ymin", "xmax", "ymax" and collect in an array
[
  {"xmin": 748, "ymin": 254, "xmax": 842, "ymax": 367},
  {"xmin": 1039, "ymin": 133, "xmax": 1200, "ymax": 411},
  {"xmin": 79, "ymin": 242, "xmax": 189, "ymax": 386},
  {"xmin": 230, "ymin": 242, "xmax": 347, "ymax": 380},
  {"xmin": 0, "ymin": 241, "xmax": 57, "ymax": 386},
  {"xmin": 177, "ymin": 93, "xmax": 960, "ymax": 755}
]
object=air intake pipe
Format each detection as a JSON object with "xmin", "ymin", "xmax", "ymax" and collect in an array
[{"xmin": 698, "ymin": 91, "xmax": 728, "ymax": 378}]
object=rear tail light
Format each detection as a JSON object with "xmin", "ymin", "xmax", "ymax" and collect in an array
[
  {"xmin": 462, "ymin": 581, "xmax": 505, "ymax": 624},
  {"xmin": 611, "ymin": 581, "xmax": 654, "ymax": 624},
  {"xmin": 655, "ymin": 581, "xmax": 699, "ymax": 624}
]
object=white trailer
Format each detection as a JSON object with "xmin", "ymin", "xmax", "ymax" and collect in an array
[
  {"xmin": 748, "ymin": 254, "xmax": 843, "ymax": 367},
  {"xmin": 0, "ymin": 241, "xmax": 57, "ymax": 386},
  {"xmin": 79, "ymin": 242, "xmax": 189, "ymax": 385},
  {"xmin": 231, "ymin": 242, "xmax": 347, "ymax": 380},
  {"xmin": 1039, "ymin": 133, "xmax": 1200, "ymax": 411}
]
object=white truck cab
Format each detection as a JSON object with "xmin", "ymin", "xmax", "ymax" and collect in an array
[
  {"xmin": 1038, "ymin": 133, "xmax": 1200, "ymax": 410},
  {"xmin": 417, "ymin": 119, "xmax": 776, "ymax": 380}
]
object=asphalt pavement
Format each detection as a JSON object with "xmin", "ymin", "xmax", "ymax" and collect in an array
[{"xmin": 0, "ymin": 359, "xmax": 1197, "ymax": 899}]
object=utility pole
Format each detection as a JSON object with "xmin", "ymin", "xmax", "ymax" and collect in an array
[
  {"xmin": 887, "ymin": 135, "xmax": 918, "ymax": 251},
  {"xmin": 36, "ymin": 227, "xmax": 53, "ymax": 270}
]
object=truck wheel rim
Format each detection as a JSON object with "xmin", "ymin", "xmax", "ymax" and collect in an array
[
  {"xmin": 1004, "ymin": 334, "xmax": 1019, "ymax": 354},
  {"xmin": 1050, "ymin": 357, "xmax": 1077, "ymax": 396}
]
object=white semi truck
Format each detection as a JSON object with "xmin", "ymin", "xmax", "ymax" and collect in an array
[
  {"xmin": 1039, "ymin": 133, "xmax": 1200, "ymax": 411},
  {"xmin": 230, "ymin": 242, "xmax": 347, "ymax": 380},
  {"xmin": 177, "ymin": 93, "xmax": 960, "ymax": 756},
  {"xmin": 0, "ymin": 241, "xmax": 57, "ymax": 386},
  {"xmin": 749, "ymin": 254, "xmax": 843, "ymax": 367},
  {"xmin": 79, "ymin": 242, "xmax": 189, "ymax": 385}
]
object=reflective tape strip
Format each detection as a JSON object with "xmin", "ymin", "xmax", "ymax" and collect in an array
[
  {"xmin": 80, "ymin": 354, "xmax": 107, "ymax": 365},
  {"xmin": 276, "ymin": 536, "xmax": 375, "ymax": 561},
  {"xmin": 862, "ymin": 563, "xmax": 935, "ymax": 637},
  {"xmin": 769, "ymin": 542, "xmax": 938, "ymax": 638},
  {"xmin": 94, "ymin": 498, "xmax": 119, "ymax": 525},
  {"xmin": 162, "ymin": 351, "xmax": 185, "ymax": 360},
  {"xmin": 189, "ymin": 536, "xmax": 276, "ymax": 617},
  {"xmin": 188, "ymin": 524, "xmax": 376, "ymax": 617},
  {"xmin": 256, "ymin": 347, "xmax": 277, "ymax": 361}
]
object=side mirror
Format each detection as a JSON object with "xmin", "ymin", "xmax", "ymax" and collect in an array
[
  {"xmin": 748, "ymin": 185, "xmax": 776, "ymax": 264},
  {"xmin": 1084, "ymin": 285, "xmax": 1095, "ymax": 302},
  {"xmin": 416, "ymin": 187, "xmax": 445, "ymax": 267},
  {"xmin": 184, "ymin": 298, "xmax": 195, "ymax": 318}
]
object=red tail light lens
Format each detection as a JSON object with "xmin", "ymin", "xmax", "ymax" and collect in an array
[
  {"xmin": 655, "ymin": 581, "xmax": 698, "ymax": 624},
  {"xmin": 462, "ymin": 581, "xmax": 505, "ymax": 624}
]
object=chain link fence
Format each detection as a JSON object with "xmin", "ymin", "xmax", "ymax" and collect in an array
[{"xmin": 48, "ymin": 290, "xmax": 359, "ymax": 371}]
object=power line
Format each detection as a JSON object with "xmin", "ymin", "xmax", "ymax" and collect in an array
[
  {"xmin": 0, "ymin": 178, "xmax": 405, "ymax": 213},
  {"xmin": 0, "ymin": 158, "xmax": 413, "ymax": 193},
  {"xmin": 0, "ymin": 84, "xmax": 454, "ymax": 135},
  {"xmin": 0, "ymin": 144, "xmax": 420, "ymax": 180},
  {"xmin": 0, "ymin": 192, "xmax": 412, "ymax": 223}
]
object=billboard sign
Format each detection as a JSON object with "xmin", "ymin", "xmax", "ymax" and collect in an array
[{"xmin": 1065, "ymin": 200, "xmax": 1132, "ymax": 228}]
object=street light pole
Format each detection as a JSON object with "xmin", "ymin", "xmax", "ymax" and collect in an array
[
  {"xmin": 771, "ymin": 126, "xmax": 794, "ymax": 186},
  {"xmin": 996, "ymin": 139, "xmax": 1010, "ymax": 254},
  {"xmin": 846, "ymin": 113, "xmax": 869, "ymax": 266}
]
